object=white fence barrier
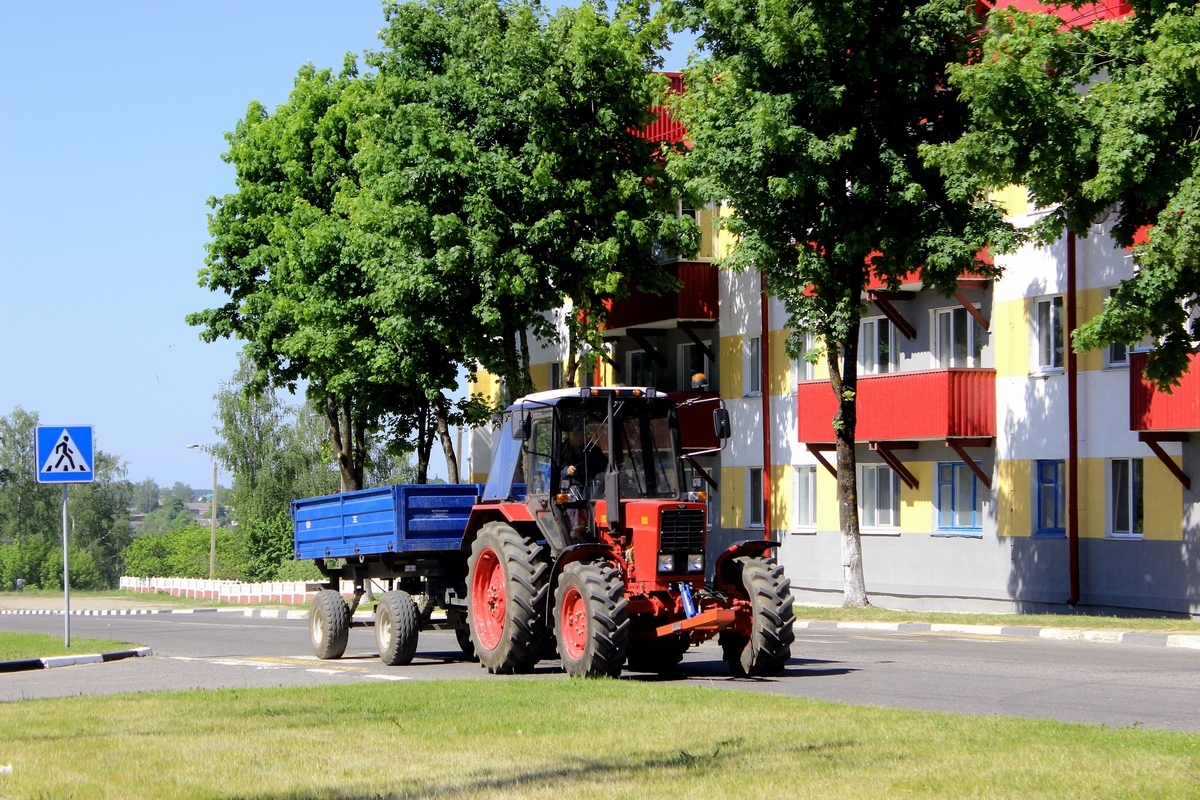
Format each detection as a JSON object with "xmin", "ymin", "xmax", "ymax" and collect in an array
[{"xmin": 118, "ymin": 576, "xmax": 359, "ymax": 605}]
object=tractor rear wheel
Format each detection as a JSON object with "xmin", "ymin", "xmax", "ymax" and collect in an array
[
  {"xmin": 375, "ymin": 589, "xmax": 420, "ymax": 666},
  {"xmin": 466, "ymin": 522, "xmax": 550, "ymax": 673},
  {"xmin": 554, "ymin": 558, "xmax": 629, "ymax": 678},
  {"xmin": 721, "ymin": 555, "xmax": 795, "ymax": 677},
  {"xmin": 310, "ymin": 589, "xmax": 350, "ymax": 660}
]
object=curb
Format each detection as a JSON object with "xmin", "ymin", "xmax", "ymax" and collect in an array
[
  {"xmin": 0, "ymin": 607, "xmax": 311, "ymax": 619},
  {"xmin": 796, "ymin": 620, "xmax": 1200, "ymax": 650},
  {"xmin": 0, "ymin": 647, "xmax": 152, "ymax": 674}
]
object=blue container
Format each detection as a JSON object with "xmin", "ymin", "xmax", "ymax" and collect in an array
[{"xmin": 292, "ymin": 484, "xmax": 482, "ymax": 560}]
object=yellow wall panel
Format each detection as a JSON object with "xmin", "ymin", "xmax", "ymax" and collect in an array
[
  {"xmin": 529, "ymin": 362, "xmax": 550, "ymax": 393},
  {"xmin": 992, "ymin": 298, "xmax": 1028, "ymax": 380},
  {"xmin": 1077, "ymin": 458, "xmax": 1105, "ymax": 539},
  {"xmin": 899, "ymin": 462, "xmax": 933, "ymax": 534},
  {"xmin": 990, "ymin": 184, "xmax": 1029, "ymax": 218},
  {"xmin": 720, "ymin": 335, "xmax": 744, "ymax": 398},
  {"xmin": 769, "ymin": 329, "xmax": 792, "ymax": 397},
  {"xmin": 1076, "ymin": 288, "xmax": 1106, "ymax": 373},
  {"xmin": 771, "ymin": 464, "xmax": 790, "ymax": 532},
  {"xmin": 816, "ymin": 466, "xmax": 839, "ymax": 532},
  {"xmin": 1143, "ymin": 457, "xmax": 1184, "ymax": 541},
  {"xmin": 715, "ymin": 204, "xmax": 737, "ymax": 259},
  {"xmin": 995, "ymin": 460, "xmax": 1033, "ymax": 538},
  {"xmin": 722, "ymin": 467, "xmax": 745, "ymax": 529}
]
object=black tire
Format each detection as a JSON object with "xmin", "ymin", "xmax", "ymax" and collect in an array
[
  {"xmin": 626, "ymin": 632, "xmax": 689, "ymax": 675},
  {"xmin": 466, "ymin": 522, "xmax": 550, "ymax": 674},
  {"xmin": 554, "ymin": 559, "xmax": 630, "ymax": 678},
  {"xmin": 376, "ymin": 589, "xmax": 420, "ymax": 666},
  {"xmin": 722, "ymin": 555, "xmax": 796, "ymax": 677},
  {"xmin": 447, "ymin": 609, "xmax": 478, "ymax": 662},
  {"xmin": 310, "ymin": 589, "xmax": 350, "ymax": 660}
]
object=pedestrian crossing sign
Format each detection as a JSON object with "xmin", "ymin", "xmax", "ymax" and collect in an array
[{"xmin": 36, "ymin": 426, "xmax": 94, "ymax": 483}]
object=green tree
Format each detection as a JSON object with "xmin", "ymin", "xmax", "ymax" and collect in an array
[
  {"xmin": 930, "ymin": 2, "xmax": 1199, "ymax": 386},
  {"xmin": 354, "ymin": 0, "xmax": 693, "ymax": 402},
  {"xmin": 190, "ymin": 60, "xmax": 406, "ymax": 493},
  {"xmin": 666, "ymin": 0, "xmax": 1016, "ymax": 605},
  {"xmin": 131, "ymin": 478, "xmax": 160, "ymax": 514}
]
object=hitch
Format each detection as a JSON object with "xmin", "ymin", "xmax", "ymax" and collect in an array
[{"xmin": 655, "ymin": 607, "xmax": 736, "ymax": 638}]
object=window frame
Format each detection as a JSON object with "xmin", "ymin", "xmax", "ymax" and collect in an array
[
  {"xmin": 1034, "ymin": 459, "xmax": 1066, "ymax": 538},
  {"xmin": 859, "ymin": 316, "xmax": 899, "ymax": 375},
  {"xmin": 678, "ymin": 341, "xmax": 712, "ymax": 392},
  {"xmin": 747, "ymin": 467, "xmax": 764, "ymax": 529},
  {"xmin": 793, "ymin": 331, "xmax": 816, "ymax": 384},
  {"xmin": 858, "ymin": 463, "xmax": 901, "ymax": 533},
  {"xmin": 1034, "ymin": 295, "xmax": 1065, "ymax": 373},
  {"xmin": 792, "ymin": 465, "xmax": 816, "ymax": 532},
  {"xmin": 1108, "ymin": 457, "xmax": 1145, "ymax": 539},
  {"xmin": 934, "ymin": 461, "xmax": 984, "ymax": 536},
  {"xmin": 935, "ymin": 306, "xmax": 986, "ymax": 369},
  {"xmin": 627, "ymin": 350, "xmax": 657, "ymax": 389},
  {"xmin": 746, "ymin": 336, "xmax": 762, "ymax": 396}
]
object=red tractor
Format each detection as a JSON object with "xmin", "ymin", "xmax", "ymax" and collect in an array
[{"xmin": 460, "ymin": 386, "xmax": 794, "ymax": 677}]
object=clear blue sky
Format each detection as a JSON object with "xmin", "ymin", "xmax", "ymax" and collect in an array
[{"xmin": 0, "ymin": 1, "xmax": 695, "ymax": 492}]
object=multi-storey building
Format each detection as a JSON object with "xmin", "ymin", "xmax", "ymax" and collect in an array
[{"xmin": 467, "ymin": 2, "xmax": 1199, "ymax": 617}]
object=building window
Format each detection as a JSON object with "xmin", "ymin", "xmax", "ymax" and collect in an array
[
  {"xmin": 859, "ymin": 464, "xmax": 900, "ymax": 530},
  {"xmin": 679, "ymin": 342, "xmax": 711, "ymax": 392},
  {"xmin": 936, "ymin": 462, "xmax": 983, "ymax": 533},
  {"xmin": 936, "ymin": 307, "xmax": 986, "ymax": 368},
  {"xmin": 859, "ymin": 317, "xmax": 899, "ymax": 375},
  {"xmin": 1105, "ymin": 289, "xmax": 1155, "ymax": 367},
  {"xmin": 1035, "ymin": 459, "xmax": 1066, "ymax": 537},
  {"xmin": 549, "ymin": 362, "xmax": 563, "ymax": 390},
  {"xmin": 794, "ymin": 331, "xmax": 816, "ymax": 383},
  {"xmin": 748, "ymin": 467, "xmax": 764, "ymax": 528},
  {"xmin": 628, "ymin": 350, "xmax": 657, "ymax": 388},
  {"xmin": 1110, "ymin": 458, "xmax": 1144, "ymax": 538},
  {"xmin": 794, "ymin": 465, "xmax": 816, "ymax": 530},
  {"xmin": 747, "ymin": 336, "xmax": 762, "ymax": 395},
  {"xmin": 1036, "ymin": 296, "xmax": 1065, "ymax": 371}
]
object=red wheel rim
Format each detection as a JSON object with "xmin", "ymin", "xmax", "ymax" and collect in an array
[
  {"xmin": 560, "ymin": 585, "xmax": 587, "ymax": 660},
  {"xmin": 471, "ymin": 547, "xmax": 505, "ymax": 652}
]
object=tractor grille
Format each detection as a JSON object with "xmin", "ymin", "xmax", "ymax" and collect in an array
[{"xmin": 659, "ymin": 509, "xmax": 705, "ymax": 552}]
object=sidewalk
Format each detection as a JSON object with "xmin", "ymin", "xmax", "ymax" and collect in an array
[{"xmin": 796, "ymin": 619, "xmax": 1200, "ymax": 651}]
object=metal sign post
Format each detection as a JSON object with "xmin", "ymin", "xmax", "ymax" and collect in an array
[{"xmin": 36, "ymin": 425, "xmax": 94, "ymax": 648}]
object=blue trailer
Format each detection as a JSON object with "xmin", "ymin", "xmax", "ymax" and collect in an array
[{"xmin": 292, "ymin": 484, "xmax": 483, "ymax": 664}]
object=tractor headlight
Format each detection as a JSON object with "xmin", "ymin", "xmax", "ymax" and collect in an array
[
  {"xmin": 687, "ymin": 554, "xmax": 704, "ymax": 573},
  {"xmin": 657, "ymin": 553, "xmax": 676, "ymax": 573}
]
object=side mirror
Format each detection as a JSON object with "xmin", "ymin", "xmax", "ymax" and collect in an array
[
  {"xmin": 713, "ymin": 407, "xmax": 731, "ymax": 440},
  {"xmin": 510, "ymin": 411, "xmax": 531, "ymax": 441}
]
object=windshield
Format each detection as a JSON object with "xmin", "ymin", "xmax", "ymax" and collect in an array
[{"xmin": 556, "ymin": 400, "xmax": 680, "ymax": 500}]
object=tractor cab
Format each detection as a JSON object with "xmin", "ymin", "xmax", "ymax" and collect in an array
[{"xmin": 481, "ymin": 387, "xmax": 688, "ymax": 554}]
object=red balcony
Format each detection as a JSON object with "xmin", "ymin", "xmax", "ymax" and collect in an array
[
  {"xmin": 1130, "ymin": 352, "xmax": 1200, "ymax": 432},
  {"xmin": 797, "ymin": 369, "xmax": 996, "ymax": 443},
  {"xmin": 605, "ymin": 262, "xmax": 718, "ymax": 332},
  {"xmin": 669, "ymin": 391, "xmax": 721, "ymax": 451}
]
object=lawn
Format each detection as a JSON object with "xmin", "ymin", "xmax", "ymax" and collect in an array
[{"xmin": 0, "ymin": 681, "xmax": 1196, "ymax": 799}]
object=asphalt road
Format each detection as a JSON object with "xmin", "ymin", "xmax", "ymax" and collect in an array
[{"xmin": 3, "ymin": 611, "xmax": 1199, "ymax": 732}]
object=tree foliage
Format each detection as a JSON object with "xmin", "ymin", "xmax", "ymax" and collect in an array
[
  {"xmin": 666, "ymin": 0, "xmax": 1016, "ymax": 605},
  {"xmin": 929, "ymin": 1, "xmax": 1200, "ymax": 386}
]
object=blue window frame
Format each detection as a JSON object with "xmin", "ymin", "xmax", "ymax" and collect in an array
[
  {"xmin": 936, "ymin": 462, "xmax": 982, "ymax": 534},
  {"xmin": 1035, "ymin": 459, "xmax": 1066, "ymax": 537}
]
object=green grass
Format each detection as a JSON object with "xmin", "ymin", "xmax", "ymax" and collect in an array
[
  {"xmin": 0, "ymin": 632, "xmax": 139, "ymax": 661},
  {"xmin": 0, "ymin": 681, "xmax": 1196, "ymax": 799},
  {"xmin": 794, "ymin": 604, "xmax": 1200, "ymax": 633}
]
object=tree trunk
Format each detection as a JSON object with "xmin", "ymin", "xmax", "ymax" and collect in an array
[
  {"xmin": 827, "ymin": 338, "xmax": 870, "ymax": 607},
  {"xmin": 325, "ymin": 392, "xmax": 363, "ymax": 493},
  {"xmin": 415, "ymin": 399, "xmax": 434, "ymax": 484},
  {"xmin": 518, "ymin": 327, "xmax": 533, "ymax": 397},
  {"xmin": 434, "ymin": 393, "xmax": 460, "ymax": 484},
  {"xmin": 564, "ymin": 307, "xmax": 579, "ymax": 389}
]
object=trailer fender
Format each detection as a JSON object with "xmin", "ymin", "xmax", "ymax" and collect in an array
[{"xmin": 713, "ymin": 539, "xmax": 779, "ymax": 597}]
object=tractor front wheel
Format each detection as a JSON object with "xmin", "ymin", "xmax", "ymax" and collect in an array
[
  {"xmin": 466, "ymin": 522, "xmax": 550, "ymax": 673},
  {"xmin": 554, "ymin": 558, "xmax": 629, "ymax": 678},
  {"xmin": 721, "ymin": 555, "xmax": 795, "ymax": 677}
]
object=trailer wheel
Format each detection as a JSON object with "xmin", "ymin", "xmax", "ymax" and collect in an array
[
  {"xmin": 722, "ymin": 555, "xmax": 795, "ymax": 677},
  {"xmin": 376, "ymin": 590, "xmax": 420, "ymax": 666},
  {"xmin": 626, "ymin": 632, "xmax": 688, "ymax": 675},
  {"xmin": 554, "ymin": 559, "xmax": 629, "ymax": 678},
  {"xmin": 310, "ymin": 589, "xmax": 350, "ymax": 660},
  {"xmin": 466, "ymin": 522, "xmax": 550, "ymax": 673}
]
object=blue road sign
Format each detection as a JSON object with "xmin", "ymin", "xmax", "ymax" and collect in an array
[{"xmin": 36, "ymin": 426, "xmax": 94, "ymax": 483}]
